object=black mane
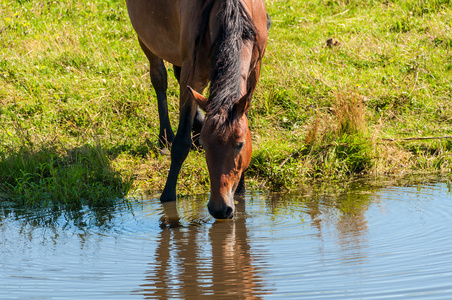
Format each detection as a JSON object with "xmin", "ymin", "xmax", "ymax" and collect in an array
[{"xmin": 194, "ymin": 0, "xmax": 257, "ymax": 133}]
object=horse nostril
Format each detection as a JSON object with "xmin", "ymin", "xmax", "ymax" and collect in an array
[
  {"xmin": 225, "ymin": 206, "xmax": 234, "ymax": 219},
  {"xmin": 208, "ymin": 202, "xmax": 235, "ymax": 219}
]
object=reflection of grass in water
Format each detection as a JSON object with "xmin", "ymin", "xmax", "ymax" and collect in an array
[
  {"xmin": 0, "ymin": 199, "xmax": 132, "ymax": 235},
  {"xmin": 265, "ymin": 174, "xmax": 448, "ymax": 225},
  {"xmin": 265, "ymin": 177, "xmax": 377, "ymax": 217}
]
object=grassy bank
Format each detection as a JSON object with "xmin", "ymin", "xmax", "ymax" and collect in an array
[{"xmin": 1, "ymin": 0, "xmax": 451, "ymax": 206}]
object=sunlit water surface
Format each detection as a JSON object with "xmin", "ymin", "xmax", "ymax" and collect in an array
[{"xmin": 1, "ymin": 180, "xmax": 452, "ymax": 299}]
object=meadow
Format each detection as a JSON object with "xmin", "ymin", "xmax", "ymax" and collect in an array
[{"xmin": 1, "ymin": 0, "xmax": 451, "ymax": 206}]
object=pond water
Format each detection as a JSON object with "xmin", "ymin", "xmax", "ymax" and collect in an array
[{"xmin": 1, "ymin": 179, "xmax": 452, "ymax": 299}]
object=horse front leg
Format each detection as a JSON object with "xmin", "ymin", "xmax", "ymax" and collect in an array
[
  {"xmin": 160, "ymin": 87, "xmax": 200, "ymax": 202},
  {"xmin": 160, "ymin": 63, "xmax": 208, "ymax": 202}
]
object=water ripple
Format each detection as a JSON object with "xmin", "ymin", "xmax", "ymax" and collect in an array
[{"xmin": 1, "ymin": 181, "xmax": 452, "ymax": 299}]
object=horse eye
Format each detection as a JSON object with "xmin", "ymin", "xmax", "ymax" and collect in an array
[{"xmin": 235, "ymin": 142, "xmax": 244, "ymax": 151}]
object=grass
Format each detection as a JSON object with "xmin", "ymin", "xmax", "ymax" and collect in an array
[
  {"xmin": 1, "ymin": 0, "xmax": 451, "ymax": 206},
  {"xmin": 0, "ymin": 142, "xmax": 133, "ymax": 207}
]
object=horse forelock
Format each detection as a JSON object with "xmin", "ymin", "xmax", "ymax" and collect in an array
[{"xmin": 205, "ymin": 105, "xmax": 244, "ymax": 142}]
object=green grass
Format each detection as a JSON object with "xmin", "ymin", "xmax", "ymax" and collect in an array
[
  {"xmin": 1, "ymin": 0, "xmax": 451, "ymax": 206},
  {"xmin": 0, "ymin": 142, "xmax": 133, "ymax": 207}
]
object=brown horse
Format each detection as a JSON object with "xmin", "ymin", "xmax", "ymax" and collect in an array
[{"xmin": 125, "ymin": 0, "xmax": 268, "ymax": 219}]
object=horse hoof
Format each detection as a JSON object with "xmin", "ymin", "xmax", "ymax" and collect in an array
[{"xmin": 160, "ymin": 188, "xmax": 176, "ymax": 203}]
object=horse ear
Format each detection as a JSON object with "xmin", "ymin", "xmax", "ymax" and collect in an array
[
  {"xmin": 188, "ymin": 86, "xmax": 208, "ymax": 111},
  {"xmin": 234, "ymin": 94, "xmax": 250, "ymax": 116}
]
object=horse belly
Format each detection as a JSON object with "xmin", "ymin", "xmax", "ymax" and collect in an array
[{"xmin": 126, "ymin": 0, "xmax": 183, "ymax": 65}]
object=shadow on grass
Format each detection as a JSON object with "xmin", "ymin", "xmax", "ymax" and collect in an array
[{"xmin": 0, "ymin": 143, "xmax": 134, "ymax": 209}]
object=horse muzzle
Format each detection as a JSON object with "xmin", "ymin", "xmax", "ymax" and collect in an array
[{"xmin": 207, "ymin": 195, "xmax": 235, "ymax": 219}]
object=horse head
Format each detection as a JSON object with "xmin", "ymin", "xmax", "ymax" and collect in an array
[{"xmin": 189, "ymin": 87, "xmax": 252, "ymax": 219}]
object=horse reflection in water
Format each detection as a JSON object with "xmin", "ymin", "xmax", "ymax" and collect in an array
[
  {"xmin": 125, "ymin": 0, "xmax": 268, "ymax": 219},
  {"xmin": 136, "ymin": 200, "xmax": 272, "ymax": 299}
]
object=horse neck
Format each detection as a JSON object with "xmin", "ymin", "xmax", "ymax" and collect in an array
[{"xmin": 206, "ymin": 0, "xmax": 256, "ymax": 117}]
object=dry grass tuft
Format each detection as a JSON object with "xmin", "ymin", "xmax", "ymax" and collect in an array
[{"xmin": 333, "ymin": 91, "xmax": 367, "ymax": 137}]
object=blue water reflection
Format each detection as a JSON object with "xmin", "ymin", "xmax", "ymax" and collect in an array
[{"xmin": 1, "ymin": 180, "xmax": 451, "ymax": 299}]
